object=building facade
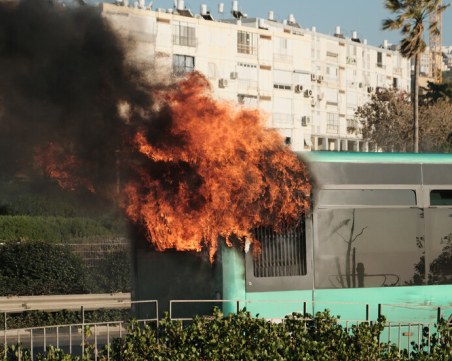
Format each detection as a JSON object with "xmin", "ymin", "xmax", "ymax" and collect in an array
[{"xmin": 101, "ymin": 2, "xmax": 411, "ymax": 152}]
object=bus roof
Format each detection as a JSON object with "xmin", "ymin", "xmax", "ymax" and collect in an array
[{"xmin": 297, "ymin": 152, "xmax": 452, "ymax": 164}]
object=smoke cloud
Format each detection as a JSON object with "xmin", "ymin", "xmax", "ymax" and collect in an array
[{"xmin": 0, "ymin": 0, "xmax": 151, "ymax": 186}]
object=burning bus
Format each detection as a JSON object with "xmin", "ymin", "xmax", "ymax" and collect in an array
[
  {"xmin": 133, "ymin": 151, "xmax": 452, "ymax": 327},
  {"xmin": 2, "ymin": 1, "xmax": 449, "ymax": 332}
]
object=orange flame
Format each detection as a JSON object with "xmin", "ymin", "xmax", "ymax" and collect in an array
[
  {"xmin": 34, "ymin": 72, "xmax": 311, "ymax": 261},
  {"xmin": 34, "ymin": 142, "xmax": 95, "ymax": 193},
  {"xmin": 124, "ymin": 72, "xmax": 311, "ymax": 261}
]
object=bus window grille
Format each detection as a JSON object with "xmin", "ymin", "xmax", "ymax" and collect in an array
[{"xmin": 252, "ymin": 224, "xmax": 307, "ymax": 278}]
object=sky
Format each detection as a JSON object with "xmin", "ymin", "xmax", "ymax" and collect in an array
[{"xmin": 97, "ymin": 0, "xmax": 452, "ymax": 49}]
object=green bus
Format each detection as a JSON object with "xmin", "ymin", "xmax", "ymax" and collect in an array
[{"xmin": 134, "ymin": 152, "xmax": 452, "ymax": 331}]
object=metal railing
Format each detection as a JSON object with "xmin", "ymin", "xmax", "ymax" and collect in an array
[
  {"xmin": 1, "ymin": 299, "xmax": 157, "ymax": 360},
  {"xmin": 2, "ymin": 298, "xmax": 450, "ymax": 360}
]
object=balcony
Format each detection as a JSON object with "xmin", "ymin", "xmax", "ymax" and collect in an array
[
  {"xmin": 346, "ymin": 56, "xmax": 357, "ymax": 65},
  {"xmin": 173, "ymin": 35, "xmax": 197, "ymax": 47},
  {"xmin": 237, "ymin": 44, "xmax": 256, "ymax": 55}
]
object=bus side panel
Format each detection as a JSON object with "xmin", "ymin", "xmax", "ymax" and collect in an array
[
  {"xmin": 244, "ymin": 290, "xmax": 313, "ymax": 320},
  {"xmin": 313, "ymin": 285, "xmax": 452, "ymax": 323}
]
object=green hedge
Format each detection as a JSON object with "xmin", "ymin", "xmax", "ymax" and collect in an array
[
  {"xmin": 0, "ymin": 241, "xmax": 89, "ymax": 295},
  {"xmin": 0, "ymin": 215, "xmax": 116, "ymax": 242},
  {"xmin": 0, "ymin": 242, "xmax": 131, "ymax": 296},
  {"xmin": 1, "ymin": 309, "xmax": 451, "ymax": 360}
]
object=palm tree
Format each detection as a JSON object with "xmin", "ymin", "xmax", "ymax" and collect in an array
[{"xmin": 382, "ymin": 0, "xmax": 448, "ymax": 152}]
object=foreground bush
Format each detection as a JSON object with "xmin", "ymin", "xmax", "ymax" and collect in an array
[
  {"xmin": 0, "ymin": 241, "xmax": 89, "ymax": 296},
  {"xmin": 1, "ymin": 309, "xmax": 451, "ymax": 360},
  {"xmin": 0, "ymin": 241, "xmax": 131, "ymax": 298}
]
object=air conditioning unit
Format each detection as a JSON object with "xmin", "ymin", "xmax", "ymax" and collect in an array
[
  {"xmin": 304, "ymin": 89, "xmax": 313, "ymax": 97},
  {"xmin": 367, "ymin": 86, "xmax": 374, "ymax": 93},
  {"xmin": 317, "ymin": 75, "xmax": 324, "ymax": 83},
  {"xmin": 311, "ymin": 98, "xmax": 316, "ymax": 107},
  {"xmin": 230, "ymin": 71, "xmax": 238, "ymax": 80},
  {"xmin": 301, "ymin": 116, "xmax": 311, "ymax": 126},
  {"xmin": 294, "ymin": 84, "xmax": 303, "ymax": 93},
  {"xmin": 219, "ymin": 78, "xmax": 229, "ymax": 88},
  {"xmin": 311, "ymin": 74, "xmax": 317, "ymax": 81},
  {"xmin": 317, "ymin": 92, "xmax": 324, "ymax": 101}
]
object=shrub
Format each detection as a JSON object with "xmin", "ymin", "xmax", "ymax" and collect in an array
[{"xmin": 0, "ymin": 241, "xmax": 89, "ymax": 296}]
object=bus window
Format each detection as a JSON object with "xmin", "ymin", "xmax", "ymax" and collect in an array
[
  {"xmin": 318, "ymin": 189, "xmax": 417, "ymax": 207},
  {"xmin": 430, "ymin": 190, "xmax": 452, "ymax": 206},
  {"xmin": 315, "ymin": 208, "xmax": 424, "ymax": 289}
]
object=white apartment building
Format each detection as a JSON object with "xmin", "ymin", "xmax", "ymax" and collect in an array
[{"xmin": 101, "ymin": 1, "xmax": 411, "ymax": 152}]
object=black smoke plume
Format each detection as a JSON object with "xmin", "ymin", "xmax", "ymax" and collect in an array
[{"xmin": 0, "ymin": 0, "xmax": 153, "ymax": 189}]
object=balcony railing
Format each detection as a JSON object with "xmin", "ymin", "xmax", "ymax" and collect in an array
[
  {"xmin": 237, "ymin": 44, "xmax": 256, "ymax": 55},
  {"xmin": 173, "ymin": 35, "xmax": 197, "ymax": 47}
]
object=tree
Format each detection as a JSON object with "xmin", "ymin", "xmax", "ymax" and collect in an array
[
  {"xmin": 356, "ymin": 88, "xmax": 452, "ymax": 152},
  {"xmin": 419, "ymin": 98, "xmax": 452, "ymax": 151},
  {"xmin": 382, "ymin": 0, "xmax": 448, "ymax": 153},
  {"xmin": 423, "ymin": 81, "xmax": 452, "ymax": 104},
  {"xmin": 355, "ymin": 89, "xmax": 412, "ymax": 151}
]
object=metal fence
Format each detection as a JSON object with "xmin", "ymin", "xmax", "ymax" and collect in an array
[
  {"xmin": 1, "ymin": 299, "xmax": 157, "ymax": 361},
  {"xmin": 64, "ymin": 237, "xmax": 129, "ymax": 269},
  {"xmin": 1, "ymin": 298, "xmax": 451, "ymax": 360}
]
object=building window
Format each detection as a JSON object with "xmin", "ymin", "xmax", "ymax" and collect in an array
[
  {"xmin": 173, "ymin": 21, "xmax": 196, "ymax": 47},
  {"xmin": 237, "ymin": 30, "xmax": 256, "ymax": 55},
  {"xmin": 393, "ymin": 77, "xmax": 399, "ymax": 89},
  {"xmin": 377, "ymin": 52, "xmax": 383, "ymax": 68},
  {"xmin": 327, "ymin": 112, "xmax": 339, "ymax": 133},
  {"xmin": 346, "ymin": 118, "xmax": 359, "ymax": 134},
  {"xmin": 273, "ymin": 69, "xmax": 293, "ymax": 90},
  {"xmin": 238, "ymin": 94, "xmax": 258, "ymax": 107},
  {"xmin": 172, "ymin": 54, "xmax": 195, "ymax": 75},
  {"xmin": 274, "ymin": 84, "xmax": 292, "ymax": 90}
]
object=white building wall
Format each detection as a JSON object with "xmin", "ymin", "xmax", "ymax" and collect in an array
[{"xmin": 101, "ymin": 3, "xmax": 411, "ymax": 153}]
